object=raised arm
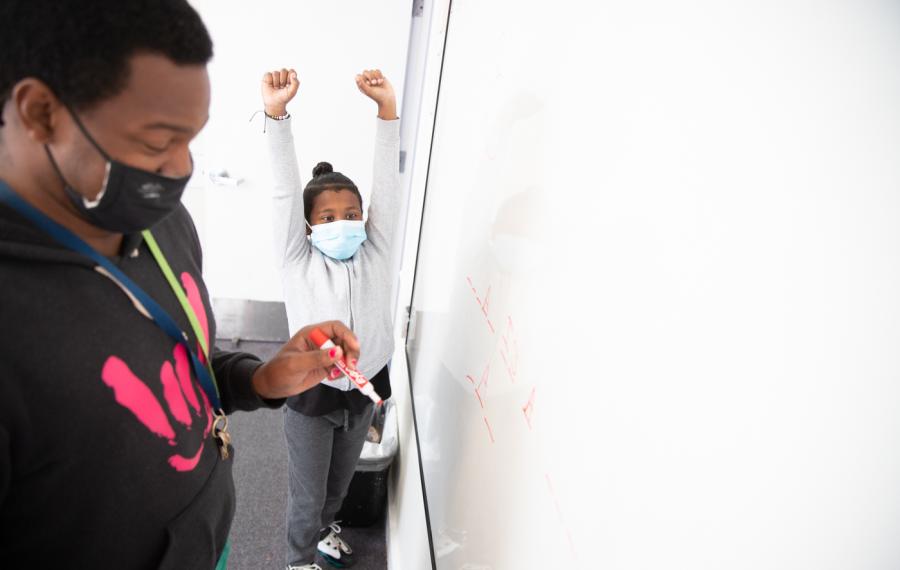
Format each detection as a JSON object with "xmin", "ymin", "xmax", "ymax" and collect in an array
[
  {"xmin": 261, "ymin": 68, "xmax": 309, "ymax": 264},
  {"xmin": 354, "ymin": 69, "xmax": 401, "ymax": 256}
]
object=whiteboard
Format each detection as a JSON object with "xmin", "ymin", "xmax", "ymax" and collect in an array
[{"xmin": 405, "ymin": 0, "xmax": 900, "ymax": 569}]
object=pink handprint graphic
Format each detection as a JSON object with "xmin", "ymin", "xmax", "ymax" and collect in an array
[{"xmin": 100, "ymin": 272, "xmax": 215, "ymax": 472}]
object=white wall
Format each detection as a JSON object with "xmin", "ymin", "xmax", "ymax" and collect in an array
[{"xmin": 184, "ymin": 0, "xmax": 412, "ymax": 301}]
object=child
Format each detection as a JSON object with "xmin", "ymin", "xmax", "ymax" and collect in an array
[{"xmin": 261, "ymin": 67, "xmax": 400, "ymax": 570}]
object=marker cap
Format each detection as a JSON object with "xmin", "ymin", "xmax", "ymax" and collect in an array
[{"xmin": 309, "ymin": 327, "xmax": 331, "ymax": 348}]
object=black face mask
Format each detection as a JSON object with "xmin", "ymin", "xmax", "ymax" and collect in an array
[{"xmin": 45, "ymin": 107, "xmax": 192, "ymax": 233}]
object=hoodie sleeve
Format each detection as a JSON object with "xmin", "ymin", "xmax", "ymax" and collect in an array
[
  {"xmin": 0, "ymin": 425, "xmax": 9, "ymax": 512},
  {"xmin": 264, "ymin": 117, "xmax": 310, "ymax": 265},
  {"xmin": 212, "ymin": 349, "xmax": 285, "ymax": 413},
  {"xmin": 364, "ymin": 118, "xmax": 402, "ymax": 257},
  {"xmin": 0, "ymin": 369, "xmax": 22, "ymax": 514}
]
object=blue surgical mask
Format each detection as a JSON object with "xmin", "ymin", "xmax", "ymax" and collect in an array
[{"xmin": 309, "ymin": 220, "xmax": 367, "ymax": 260}]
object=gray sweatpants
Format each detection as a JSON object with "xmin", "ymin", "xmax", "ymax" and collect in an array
[{"xmin": 283, "ymin": 404, "xmax": 374, "ymax": 566}]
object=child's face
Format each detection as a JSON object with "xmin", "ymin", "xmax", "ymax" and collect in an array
[{"xmin": 308, "ymin": 189, "xmax": 363, "ymax": 230}]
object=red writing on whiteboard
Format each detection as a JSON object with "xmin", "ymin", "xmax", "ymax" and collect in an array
[
  {"xmin": 483, "ymin": 416, "xmax": 495, "ymax": 444},
  {"xmin": 522, "ymin": 387, "xmax": 536, "ymax": 430},
  {"xmin": 545, "ymin": 473, "xmax": 577, "ymax": 558},
  {"xmin": 499, "ymin": 316, "xmax": 518, "ymax": 383},
  {"xmin": 466, "ymin": 276, "xmax": 496, "ymax": 334},
  {"xmin": 465, "ymin": 364, "xmax": 490, "ymax": 409},
  {"xmin": 466, "ymin": 365, "xmax": 495, "ymax": 444}
]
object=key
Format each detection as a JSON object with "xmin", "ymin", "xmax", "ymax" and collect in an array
[
  {"xmin": 215, "ymin": 429, "xmax": 231, "ymax": 460},
  {"xmin": 213, "ymin": 412, "xmax": 231, "ymax": 460}
]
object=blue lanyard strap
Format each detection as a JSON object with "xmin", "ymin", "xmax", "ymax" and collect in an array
[{"xmin": 0, "ymin": 181, "xmax": 223, "ymax": 411}]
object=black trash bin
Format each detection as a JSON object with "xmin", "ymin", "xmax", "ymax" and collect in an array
[{"xmin": 336, "ymin": 398, "xmax": 398, "ymax": 526}]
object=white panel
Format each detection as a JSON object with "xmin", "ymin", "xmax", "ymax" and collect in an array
[
  {"xmin": 388, "ymin": 1, "xmax": 451, "ymax": 569},
  {"xmin": 408, "ymin": 0, "xmax": 900, "ymax": 568}
]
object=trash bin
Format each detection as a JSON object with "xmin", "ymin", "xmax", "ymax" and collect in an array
[{"xmin": 336, "ymin": 398, "xmax": 399, "ymax": 526}]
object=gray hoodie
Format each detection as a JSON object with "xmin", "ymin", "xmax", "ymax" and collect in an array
[{"xmin": 265, "ymin": 117, "xmax": 400, "ymax": 415}]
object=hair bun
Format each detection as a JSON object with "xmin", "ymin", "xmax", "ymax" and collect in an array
[{"xmin": 312, "ymin": 162, "xmax": 334, "ymax": 178}]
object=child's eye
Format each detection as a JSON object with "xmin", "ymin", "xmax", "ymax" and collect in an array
[
  {"xmin": 346, "ymin": 213, "xmax": 359, "ymax": 220},
  {"xmin": 322, "ymin": 216, "xmax": 335, "ymax": 222}
]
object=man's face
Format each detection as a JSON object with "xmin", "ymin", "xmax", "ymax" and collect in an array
[{"xmin": 48, "ymin": 53, "xmax": 210, "ymax": 202}]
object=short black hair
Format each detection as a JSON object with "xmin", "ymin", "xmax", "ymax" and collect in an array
[
  {"xmin": 304, "ymin": 162, "xmax": 363, "ymax": 221},
  {"xmin": 0, "ymin": 0, "xmax": 213, "ymax": 126}
]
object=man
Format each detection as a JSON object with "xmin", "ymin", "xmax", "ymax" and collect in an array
[{"xmin": 0, "ymin": 1, "xmax": 359, "ymax": 567}]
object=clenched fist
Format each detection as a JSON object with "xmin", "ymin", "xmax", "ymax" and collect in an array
[
  {"xmin": 261, "ymin": 67, "xmax": 300, "ymax": 117},
  {"xmin": 355, "ymin": 69, "xmax": 397, "ymax": 121}
]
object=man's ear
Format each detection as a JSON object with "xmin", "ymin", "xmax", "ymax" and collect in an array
[{"xmin": 12, "ymin": 79, "xmax": 62, "ymax": 145}]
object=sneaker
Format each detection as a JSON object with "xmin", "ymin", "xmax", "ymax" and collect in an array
[
  {"xmin": 287, "ymin": 564, "xmax": 323, "ymax": 570},
  {"xmin": 317, "ymin": 522, "xmax": 355, "ymax": 568}
]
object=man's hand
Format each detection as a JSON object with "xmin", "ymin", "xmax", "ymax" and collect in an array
[
  {"xmin": 261, "ymin": 68, "xmax": 300, "ymax": 118},
  {"xmin": 355, "ymin": 69, "xmax": 397, "ymax": 121},
  {"xmin": 251, "ymin": 321, "xmax": 361, "ymax": 400}
]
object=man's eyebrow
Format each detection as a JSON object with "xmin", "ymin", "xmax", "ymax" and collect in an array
[
  {"xmin": 142, "ymin": 122, "xmax": 194, "ymax": 134},
  {"xmin": 143, "ymin": 116, "xmax": 210, "ymax": 134}
]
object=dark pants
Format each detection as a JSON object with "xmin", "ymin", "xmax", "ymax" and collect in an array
[{"xmin": 283, "ymin": 403, "xmax": 374, "ymax": 566}]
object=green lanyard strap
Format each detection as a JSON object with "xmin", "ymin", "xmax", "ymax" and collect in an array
[
  {"xmin": 142, "ymin": 229, "xmax": 220, "ymax": 403},
  {"xmin": 215, "ymin": 538, "xmax": 232, "ymax": 570}
]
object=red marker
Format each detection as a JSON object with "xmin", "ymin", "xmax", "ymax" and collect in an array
[{"xmin": 309, "ymin": 327, "xmax": 383, "ymax": 406}]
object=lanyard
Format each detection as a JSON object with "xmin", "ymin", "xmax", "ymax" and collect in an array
[
  {"xmin": 141, "ymin": 229, "xmax": 218, "ymax": 400},
  {"xmin": 0, "ymin": 181, "xmax": 223, "ymax": 411}
]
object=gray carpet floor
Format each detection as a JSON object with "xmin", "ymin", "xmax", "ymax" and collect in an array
[{"xmin": 219, "ymin": 340, "xmax": 388, "ymax": 570}]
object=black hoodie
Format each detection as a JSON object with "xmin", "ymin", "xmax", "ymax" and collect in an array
[{"xmin": 0, "ymin": 195, "xmax": 282, "ymax": 568}]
